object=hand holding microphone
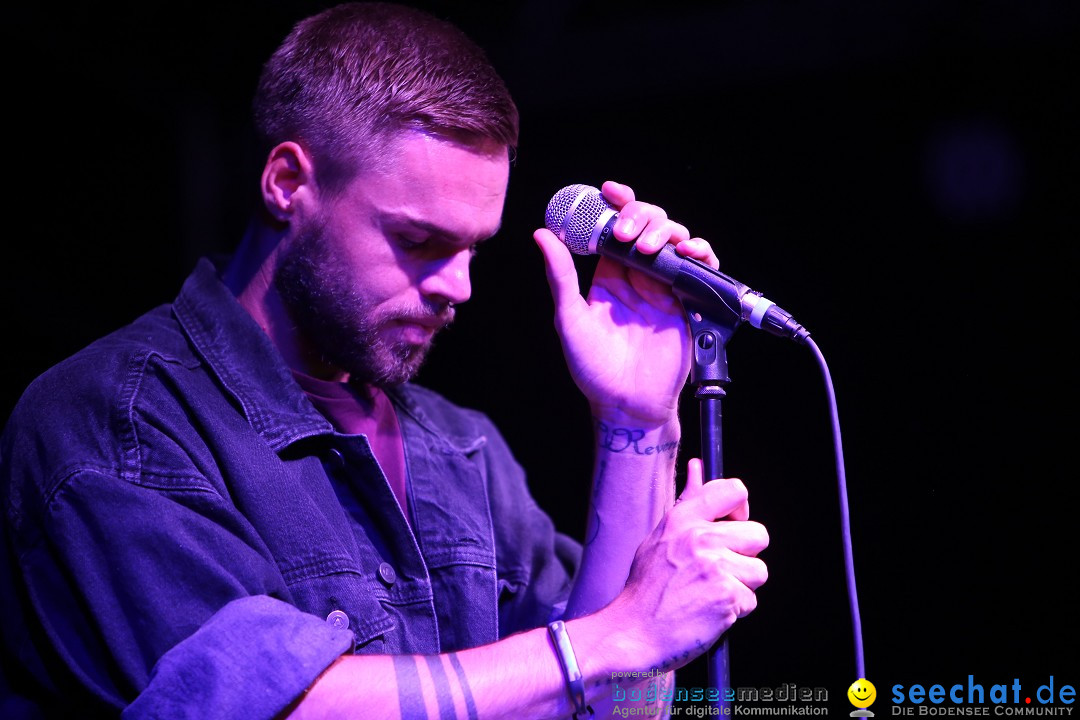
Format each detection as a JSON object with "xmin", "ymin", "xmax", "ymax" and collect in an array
[
  {"xmin": 533, "ymin": 180, "xmax": 808, "ymax": 424},
  {"xmin": 533, "ymin": 180, "xmax": 722, "ymax": 425},
  {"xmin": 543, "ymin": 182, "xmax": 809, "ymax": 344}
]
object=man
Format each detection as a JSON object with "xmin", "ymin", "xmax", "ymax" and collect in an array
[{"xmin": 0, "ymin": 3, "xmax": 768, "ymax": 718}]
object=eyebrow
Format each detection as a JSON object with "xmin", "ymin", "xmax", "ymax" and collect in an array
[{"xmin": 382, "ymin": 212, "xmax": 502, "ymax": 245}]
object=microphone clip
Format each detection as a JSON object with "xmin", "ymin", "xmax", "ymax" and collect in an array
[{"xmin": 681, "ymin": 299, "xmax": 739, "ymax": 391}]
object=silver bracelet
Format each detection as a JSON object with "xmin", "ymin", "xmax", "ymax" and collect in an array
[{"xmin": 547, "ymin": 620, "xmax": 595, "ymax": 719}]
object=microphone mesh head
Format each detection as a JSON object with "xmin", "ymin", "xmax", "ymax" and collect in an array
[{"xmin": 544, "ymin": 184, "xmax": 611, "ymax": 256}]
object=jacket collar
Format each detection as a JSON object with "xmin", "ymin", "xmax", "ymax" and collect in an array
[{"xmin": 172, "ymin": 257, "xmax": 333, "ymax": 452}]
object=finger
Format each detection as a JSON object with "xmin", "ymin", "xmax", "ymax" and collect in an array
[
  {"xmin": 675, "ymin": 237, "xmax": 720, "ymax": 270},
  {"xmin": 636, "ymin": 219, "xmax": 691, "ymax": 255},
  {"xmin": 689, "ymin": 520, "xmax": 770, "ymax": 558},
  {"xmin": 727, "ymin": 554, "xmax": 769, "ymax": 593},
  {"xmin": 723, "ymin": 478, "xmax": 750, "ymax": 522},
  {"xmin": 610, "ymin": 199, "xmax": 659, "ymax": 244},
  {"xmin": 600, "ymin": 179, "xmax": 635, "ymax": 209},
  {"xmin": 733, "ymin": 583, "xmax": 760, "ymax": 619},
  {"xmin": 534, "ymin": 228, "xmax": 586, "ymax": 315},
  {"xmin": 705, "ymin": 559, "xmax": 762, "ymax": 621},
  {"xmin": 680, "ymin": 477, "xmax": 749, "ymax": 521},
  {"xmin": 678, "ymin": 458, "xmax": 705, "ymax": 503},
  {"xmin": 700, "ymin": 548, "xmax": 769, "ymax": 596},
  {"xmin": 610, "ymin": 201, "xmax": 682, "ymax": 251},
  {"xmin": 743, "ymin": 556, "xmax": 769, "ymax": 592}
]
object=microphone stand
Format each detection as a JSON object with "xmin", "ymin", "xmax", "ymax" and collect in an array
[{"xmin": 681, "ymin": 300, "xmax": 741, "ymax": 714}]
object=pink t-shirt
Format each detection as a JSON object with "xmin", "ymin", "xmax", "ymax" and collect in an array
[{"xmin": 291, "ymin": 371, "xmax": 409, "ymax": 525}]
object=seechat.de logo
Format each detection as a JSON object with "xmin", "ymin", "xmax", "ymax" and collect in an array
[{"xmin": 891, "ymin": 676, "xmax": 1075, "ymax": 715}]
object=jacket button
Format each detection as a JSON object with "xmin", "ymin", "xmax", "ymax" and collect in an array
[
  {"xmin": 326, "ymin": 610, "xmax": 350, "ymax": 630},
  {"xmin": 327, "ymin": 449, "xmax": 345, "ymax": 470},
  {"xmin": 377, "ymin": 562, "xmax": 397, "ymax": 585}
]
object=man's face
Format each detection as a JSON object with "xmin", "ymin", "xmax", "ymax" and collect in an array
[{"xmin": 275, "ymin": 131, "xmax": 509, "ymax": 386}]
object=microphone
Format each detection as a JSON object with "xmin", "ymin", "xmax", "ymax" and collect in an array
[{"xmin": 545, "ymin": 183, "xmax": 810, "ymax": 344}]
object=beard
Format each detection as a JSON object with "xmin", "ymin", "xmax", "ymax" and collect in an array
[{"xmin": 273, "ymin": 213, "xmax": 455, "ymax": 387}]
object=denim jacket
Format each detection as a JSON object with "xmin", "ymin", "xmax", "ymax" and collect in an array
[{"xmin": 0, "ymin": 258, "xmax": 580, "ymax": 719}]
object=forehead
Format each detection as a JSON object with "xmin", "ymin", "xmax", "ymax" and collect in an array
[{"xmin": 347, "ymin": 130, "xmax": 510, "ymax": 242}]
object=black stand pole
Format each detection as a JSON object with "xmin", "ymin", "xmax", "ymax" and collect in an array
[
  {"xmin": 686, "ymin": 309, "xmax": 737, "ymax": 714},
  {"xmin": 699, "ymin": 390, "xmax": 729, "ymax": 712}
]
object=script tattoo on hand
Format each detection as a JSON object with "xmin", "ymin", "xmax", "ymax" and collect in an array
[{"xmin": 596, "ymin": 420, "xmax": 679, "ymax": 459}]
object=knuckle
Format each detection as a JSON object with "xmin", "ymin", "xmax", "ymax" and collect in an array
[
  {"xmin": 687, "ymin": 524, "xmax": 717, "ymax": 555},
  {"xmin": 712, "ymin": 569, "xmax": 737, "ymax": 594},
  {"xmin": 642, "ymin": 203, "xmax": 668, "ymax": 221},
  {"xmin": 739, "ymin": 591, "xmax": 759, "ymax": 618}
]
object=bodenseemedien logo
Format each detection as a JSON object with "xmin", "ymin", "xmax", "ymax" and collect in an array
[{"xmin": 849, "ymin": 678, "xmax": 878, "ymax": 717}]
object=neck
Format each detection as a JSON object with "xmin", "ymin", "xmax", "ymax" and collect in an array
[{"xmin": 224, "ymin": 216, "xmax": 347, "ymax": 382}]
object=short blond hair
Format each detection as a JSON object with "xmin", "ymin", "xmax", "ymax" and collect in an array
[{"xmin": 253, "ymin": 2, "xmax": 519, "ymax": 190}]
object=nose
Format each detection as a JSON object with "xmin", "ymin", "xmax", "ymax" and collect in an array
[{"xmin": 418, "ymin": 247, "xmax": 472, "ymax": 306}]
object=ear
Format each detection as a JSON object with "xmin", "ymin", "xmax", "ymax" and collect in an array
[{"xmin": 260, "ymin": 141, "xmax": 316, "ymax": 223}]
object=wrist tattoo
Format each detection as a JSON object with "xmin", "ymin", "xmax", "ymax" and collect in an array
[
  {"xmin": 596, "ymin": 420, "xmax": 679, "ymax": 459},
  {"xmin": 392, "ymin": 655, "xmax": 427, "ymax": 720},
  {"xmin": 584, "ymin": 501, "xmax": 600, "ymax": 547},
  {"xmin": 649, "ymin": 671, "xmax": 675, "ymax": 710},
  {"xmin": 424, "ymin": 655, "xmax": 457, "ymax": 720},
  {"xmin": 447, "ymin": 653, "xmax": 479, "ymax": 720},
  {"xmin": 583, "ymin": 459, "xmax": 606, "ymax": 547}
]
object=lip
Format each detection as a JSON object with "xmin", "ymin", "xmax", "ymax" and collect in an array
[
  {"xmin": 401, "ymin": 318, "xmax": 441, "ymax": 329},
  {"xmin": 391, "ymin": 319, "xmax": 438, "ymax": 343},
  {"xmin": 395, "ymin": 318, "xmax": 441, "ymax": 331}
]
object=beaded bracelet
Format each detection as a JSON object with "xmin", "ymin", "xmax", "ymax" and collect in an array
[{"xmin": 547, "ymin": 620, "xmax": 595, "ymax": 719}]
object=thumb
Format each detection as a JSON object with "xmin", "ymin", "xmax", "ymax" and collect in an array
[
  {"xmin": 534, "ymin": 228, "xmax": 586, "ymax": 316},
  {"xmin": 677, "ymin": 457, "xmax": 705, "ymax": 503}
]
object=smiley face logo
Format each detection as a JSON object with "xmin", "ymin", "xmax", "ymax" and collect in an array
[{"xmin": 848, "ymin": 678, "xmax": 877, "ymax": 708}]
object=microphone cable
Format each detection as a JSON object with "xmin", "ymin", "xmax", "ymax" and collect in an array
[{"xmin": 806, "ymin": 335, "xmax": 866, "ymax": 680}]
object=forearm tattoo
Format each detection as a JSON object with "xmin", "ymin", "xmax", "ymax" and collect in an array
[
  {"xmin": 584, "ymin": 459, "xmax": 606, "ymax": 547},
  {"xmin": 424, "ymin": 655, "xmax": 457, "ymax": 720},
  {"xmin": 392, "ymin": 654, "xmax": 479, "ymax": 720},
  {"xmin": 448, "ymin": 653, "xmax": 479, "ymax": 720},
  {"xmin": 596, "ymin": 420, "xmax": 678, "ymax": 459},
  {"xmin": 393, "ymin": 655, "xmax": 427, "ymax": 719}
]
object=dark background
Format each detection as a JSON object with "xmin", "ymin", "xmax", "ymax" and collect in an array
[{"xmin": 6, "ymin": 0, "xmax": 1078, "ymax": 713}]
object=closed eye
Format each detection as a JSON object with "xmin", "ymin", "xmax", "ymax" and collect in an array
[
  {"xmin": 392, "ymin": 231, "xmax": 428, "ymax": 250},
  {"xmin": 381, "ymin": 212, "xmax": 498, "ymax": 258}
]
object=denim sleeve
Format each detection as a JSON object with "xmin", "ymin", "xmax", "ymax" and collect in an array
[
  {"xmin": 5, "ymin": 467, "xmax": 352, "ymax": 718},
  {"xmin": 123, "ymin": 595, "xmax": 352, "ymax": 720}
]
